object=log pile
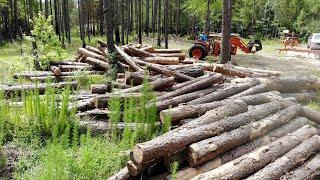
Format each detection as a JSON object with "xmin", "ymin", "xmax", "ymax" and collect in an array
[
  {"xmin": 4, "ymin": 40, "xmax": 320, "ymax": 179},
  {"xmin": 92, "ymin": 41, "xmax": 320, "ymax": 180}
]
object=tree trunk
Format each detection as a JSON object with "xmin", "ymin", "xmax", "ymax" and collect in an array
[
  {"xmin": 114, "ymin": 45, "xmax": 144, "ymax": 72},
  {"xmin": 120, "ymin": 0, "xmax": 125, "ymax": 45},
  {"xmin": 138, "ymin": 0, "xmax": 142, "ymax": 44},
  {"xmin": 143, "ymin": 57, "xmax": 179, "ymax": 65},
  {"xmin": 175, "ymin": 0, "xmax": 180, "ymax": 35},
  {"xmin": 94, "ymin": 93, "xmax": 142, "ymax": 108},
  {"xmin": 124, "ymin": 71, "xmax": 159, "ymax": 85},
  {"xmin": 188, "ymin": 105, "xmax": 300, "ymax": 166},
  {"xmin": 83, "ymin": 57, "xmax": 109, "ymax": 70},
  {"xmin": 193, "ymin": 125, "xmax": 317, "ymax": 180},
  {"xmin": 280, "ymin": 154, "xmax": 320, "ymax": 180},
  {"xmin": 157, "ymin": 0, "xmax": 161, "ymax": 47},
  {"xmin": 85, "ymin": 45, "xmax": 104, "ymax": 56},
  {"xmin": 78, "ymin": 48, "xmax": 107, "ymax": 61},
  {"xmin": 108, "ymin": 167, "xmax": 130, "ymax": 180},
  {"xmin": 220, "ymin": 0, "xmax": 232, "ymax": 64},
  {"xmin": 172, "ymin": 117, "xmax": 312, "ymax": 180},
  {"xmin": 152, "ymin": 0, "xmax": 157, "ymax": 34},
  {"xmin": 164, "ymin": 0, "xmax": 168, "ymax": 48},
  {"xmin": 171, "ymin": 74, "xmax": 210, "ymax": 91},
  {"xmin": 205, "ymin": 0, "xmax": 211, "ymax": 34},
  {"xmin": 127, "ymin": 46, "xmax": 156, "ymax": 57},
  {"xmin": 301, "ymin": 107, "xmax": 320, "ymax": 125},
  {"xmin": 145, "ymin": 0, "xmax": 150, "ymax": 36},
  {"xmin": 151, "ymin": 53, "xmax": 186, "ymax": 61},
  {"xmin": 105, "ymin": 0, "xmax": 115, "ymax": 52},
  {"xmin": 247, "ymin": 135, "xmax": 320, "ymax": 180}
]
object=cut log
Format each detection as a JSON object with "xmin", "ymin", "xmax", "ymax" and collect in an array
[
  {"xmin": 139, "ymin": 46, "xmax": 154, "ymax": 52},
  {"xmin": 94, "ymin": 93, "xmax": 141, "ymax": 108},
  {"xmin": 232, "ymin": 66, "xmax": 281, "ymax": 77},
  {"xmin": 14, "ymin": 71, "xmax": 53, "ymax": 79},
  {"xmin": 213, "ymin": 64, "xmax": 251, "ymax": 77},
  {"xmin": 76, "ymin": 108, "xmax": 110, "ymax": 120},
  {"xmin": 1, "ymin": 81, "xmax": 78, "ymax": 97},
  {"xmin": 119, "ymin": 77, "xmax": 175, "ymax": 93},
  {"xmin": 142, "ymin": 57, "xmax": 179, "ymax": 65},
  {"xmin": 112, "ymin": 82, "xmax": 131, "ymax": 89},
  {"xmin": 97, "ymin": 40, "xmax": 108, "ymax": 47},
  {"xmin": 280, "ymin": 154, "xmax": 320, "ymax": 180},
  {"xmin": 78, "ymin": 47, "xmax": 107, "ymax": 61},
  {"xmin": 156, "ymin": 74, "xmax": 224, "ymax": 101},
  {"xmin": 281, "ymin": 91, "xmax": 318, "ymax": 104},
  {"xmin": 176, "ymin": 66, "xmax": 204, "ymax": 78},
  {"xmin": 132, "ymin": 101, "xmax": 281, "ymax": 164},
  {"xmin": 172, "ymin": 117, "xmax": 312, "ymax": 180},
  {"xmin": 115, "ymin": 45, "xmax": 144, "ymax": 72},
  {"xmin": 108, "ymin": 167, "xmax": 130, "ymax": 180},
  {"xmin": 83, "ymin": 57, "xmax": 109, "ymax": 70},
  {"xmin": 50, "ymin": 61, "xmax": 89, "ymax": 66},
  {"xmin": 150, "ymin": 49, "xmax": 182, "ymax": 53},
  {"xmin": 156, "ymin": 87, "xmax": 219, "ymax": 112},
  {"xmin": 192, "ymin": 125, "xmax": 318, "ymax": 180},
  {"xmin": 29, "ymin": 75, "xmax": 105, "ymax": 82},
  {"xmin": 127, "ymin": 159, "xmax": 161, "ymax": 176},
  {"xmin": 171, "ymin": 74, "xmax": 216, "ymax": 91},
  {"xmin": 301, "ymin": 106, "xmax": 320, "ymax": 125},
  {"xmin": 188, "ymin": 105, "xmax": 300, "ymax": 166},
  {"xmin": 127, "ymin": 46, "xmax": 156, "ymax": 57},
  {"xmin": 58, "ymin": 65, "xmax": 93, "ymax": 72},
  {"xmin": 188, "ymin": 80, "xmax": 260, "ymax": 104},
  {"xmin": 124, "ymin": 71, "xmax": 159, "ymax": 86},
  {"xmin": 85, "ymin": 45, "xmax": 104, "ymax": 56},
  {"xmin": 70, "ymin": 98, "xmax": 95, "ymax": 112},
  {"xmin": 160, "ymin": 91, "xmax": 281, "ymax": 123},
  {"xmin": 247, "ymin": 135, "xmax": 320, "ymax": 180},
  {"xmin": 134, "ymin": 58, "xmax": 194, "ymax": 82},
  {"xmin": 98, "ymin": 45, "xmax": 108, "ymax": 56},
  {"xmin": 50, "ymin": 66, "xmax": 62, "ymax": 76},
  {"xmin": 151, "ymin": 53, "xmax": 186, "ymax": 61},
  {"xmin": 91, "ymin": 83, "xmax": 112, "ymax": 94}
]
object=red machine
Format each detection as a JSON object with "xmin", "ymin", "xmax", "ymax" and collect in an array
[{"xmin": 189, "ymin": 34, "xmax": 262, "ymax": 59}]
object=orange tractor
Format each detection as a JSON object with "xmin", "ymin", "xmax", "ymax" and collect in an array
[{"xmin": 189, "ymin": 34, "xmax": 262, "ymax": 59}]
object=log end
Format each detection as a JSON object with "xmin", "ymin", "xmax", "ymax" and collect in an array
[{"xmin": 132, "ymin": 145, "xmax": 144, "ymax": 164}]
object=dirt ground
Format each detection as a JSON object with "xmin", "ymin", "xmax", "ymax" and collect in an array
[{"xmin": 145, "ymin": 37, "xmax": 320, "ymax": 78}]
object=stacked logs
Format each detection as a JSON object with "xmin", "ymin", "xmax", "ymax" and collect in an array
[{"xmin": 70, "ymin": 41, "xmax": 320, "ymax": 180}]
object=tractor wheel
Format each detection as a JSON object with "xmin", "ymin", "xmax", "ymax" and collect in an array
[{"xmin": 189, "ymin": 44, "xmax": 208, "ymax": 60}]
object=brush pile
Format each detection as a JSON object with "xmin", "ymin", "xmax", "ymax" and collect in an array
[{"xmin": 5, "ymin": 40, "xmax": 320, "ymax": 179}]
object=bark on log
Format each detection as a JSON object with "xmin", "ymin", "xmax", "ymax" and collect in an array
[
  {"xmin": 143, "ymin": 57, "xmax": 179, "ymax": 65},
  {"xmin": 113, "ymin": 82, "xmax": 131, "ymax": 89},
  {"xmin": 156, "ymin": 74, "xmax": 224, "ymax": 101},
  {"xmin": 50, "ymin": 66, "xmax": 62, "ymax": 76},
  {"xmin": 108, "ymin": 167, "xmax": 131, "ymax": 180},
  {"xmin": 85, "ymin": 45, "xmax": 104, "ymax": 56},
  {"xmin": 150, "ymin": 49, "xmax": 182, "ymax": 53},
  {"xmin": 232, "ymin": 66, "xmax": 281, "ymax": 77},
  {"xmin": 281, "ymin": 92, "xmax": 317, "ymax": 104},
  {"xmin": 98, "ymin": 45, "xmax": 108, "ymax": 56},
  {"xmin": 160, "ymin": 91, "xmax": 281, "ymax": 123},
  {"xmin": 301, "ymin": 106, "xmax": 320, "ymax": 125},
  {"xmin": 188, "ymin": 105, "xmax": 300, "ymax": 166},
  {"xmin": 115, "ymin": 45, "xmax": 144, "ymax": 72},
  {"xmin": 134, "ymin": 58, "xmax": 194, "ymax": 82},
  {"xmin": 70, "ymin": 98, "xmax": 95, "ymax": 112},
  {"xmin": 50, "ymin": 61, "xmax": 89, "ymax": 66},
  {"xmin": 1, "ymin": 81, "xmax": 78, "ymax": 97},
  {"xmin": 76, "ymin": 108, "xmax": 110, "ymax": 120},
  {"xmin": 127, "ymin": 46, "xmax": 156, "ymax": 57},
  {"xmin": 119, "ymin": 77, "xmax": 175, "ymax": 93},
  {"xmin": 156, "ymin": 87, "xmax": 219, "ymax": 113},
  {"xmin": 94, "ymin": 93, "xmax": 141, "ymax": 108},
  {"xmin": 124, "ymin": 71, "xmax": 159, "ymax": 86},
  {"xmin": 127, "ymin": 159, "xmax": 161, "ymax": 176},
  {"xmin": 132, "ymin": 101, "xmax": 281, "ymax": 164},
  {"xmin": 151, "ymin": 53, "xmax": 186, "ymax": 61},
  {"xmin": 176, "ymin": 66, "xmax": 204, "ymax": 78},
  {"xmin": 78, "ymin": 47, "xmax": 107, "ymax": 61},
  {"xmin": 247, "ymin": 135, "xmax": 320, "ymax": 180},
  {"xmin": 139, "ymin": 46, "xmax": 154, "ymax": 52},
  {"xmin": 97, "ymin": 40, "xmax": 108, "ymax": 47},
  {"xmin": 29, "ymin": 75, "xmax": 104, "ymax": 82},
  {"xmin": 171, "ymin": 74, "xmax": 216, "ymax": 91},
  {"xmin": 280, "ymin": 154, "xmax": 320, "ymax": 180},
  {"xmin": 83, "ymin": 57, "xmax": 109, "ymax": 70},
  {"xmin": 91, "ymin": 83, "xmax": 112, "ymax": 94},
  {"xmin": 58, "ymin": 65, "xmax": 93, "ymax": 72},
  {"xmin": 188, "ymin": 80, "xmax": 260, "ymax": 104},
  {"xmin": 192, "ymin": 125, "xmax": 318, "ymax": 180},
  {"xmin": 172, "ymin": 117, "xmax": 312, "ymax": 180}
]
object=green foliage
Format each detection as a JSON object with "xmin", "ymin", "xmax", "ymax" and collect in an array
[
  {"xmin": 170, "ymin": 161, "xmax": 179, "ymax": 180},
  {"xmin": 73, "ymin": 70, "xmax": 110, "ymax": 89},
  {"xmin": 27, "ymin": 13, "xmax": 67, "ymax": 70}
]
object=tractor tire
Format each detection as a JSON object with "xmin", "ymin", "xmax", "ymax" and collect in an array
[{"xmin": 189, "ymin": 44, "xmax": 208, "ymax": 60}]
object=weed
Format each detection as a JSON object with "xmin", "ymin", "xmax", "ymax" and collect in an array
[{"xmin": 170, "ymin": 161, "xmax": 179, "ymax": 180}]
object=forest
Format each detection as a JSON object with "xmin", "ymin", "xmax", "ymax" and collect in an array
[
  {"xmin": 0, "ymin": 0, "xmax": 319, "ymax": 45},
  {"xmin": 0, "ymin": 0, "xmax": 320, "ymax": 179}
]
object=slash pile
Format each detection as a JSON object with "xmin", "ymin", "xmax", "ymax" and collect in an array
[{"xmin": 4, "ymin": 40, "xmax": 320, "ymax": 179}]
